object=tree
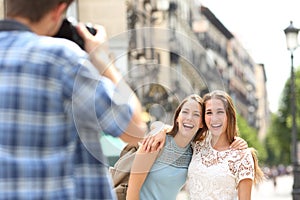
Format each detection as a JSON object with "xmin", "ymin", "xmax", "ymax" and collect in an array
[
  {"xmin": 265, "ymin": 113, "xmax": 290, "ymax": 165},
  {"xmin": 265, "ymin": 67, "xmax": 300, "ymax": 166},
  {"xmin": 237, "ymin": 114, "xmax": 267, "ymax": 163}
]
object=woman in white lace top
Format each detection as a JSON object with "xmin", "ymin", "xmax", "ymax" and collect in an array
[{"xmin": 188, "ymin": 90, "xmax": 264, "ymax": 200}]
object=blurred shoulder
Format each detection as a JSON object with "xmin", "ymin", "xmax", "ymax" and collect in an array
[{"xmin": 38, "ymin": 36, "xmax": 87, "ymax": 59}]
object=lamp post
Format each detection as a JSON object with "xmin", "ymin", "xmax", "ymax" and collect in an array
[{"xmin": 284, "ymin": 21, "xmax": 300, "ymax": 199}]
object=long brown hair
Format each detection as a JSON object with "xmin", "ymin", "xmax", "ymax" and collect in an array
[
  {"xmin": 5, "ymin": 0, "xmax": 74, "ymax": 22},
  {"xmin": 167, "ymin": 94, "xmax": 206, "ymax": 141},
  {"xmin": 202, "ymin": 90, "xmax": 264, "ymax": 184}
]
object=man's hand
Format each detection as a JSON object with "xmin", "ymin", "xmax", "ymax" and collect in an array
[{"xmin": 76, "ymin": 23, "xmax": 107, "ymax": 53}]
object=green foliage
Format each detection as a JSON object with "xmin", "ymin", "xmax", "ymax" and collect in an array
[
  {"xmin": 265, "ymin": 114, "xmax": 291, "ymax": 165},
  {"xmin": 237, "ymin": 114, "xmax": 267, "ymax": 163},
  {"xmin": 265, "ymin": 67, "xmax": 300, "ymax": 166}
]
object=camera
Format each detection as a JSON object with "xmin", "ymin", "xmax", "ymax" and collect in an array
[{"xmin": 54, "ymin": 17, "xmax": 96, "ymax": 50}]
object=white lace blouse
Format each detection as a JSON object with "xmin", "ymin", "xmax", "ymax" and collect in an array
[{"xmin": 187, "ymin": 132, "xmax": 254, "ymax": 200}]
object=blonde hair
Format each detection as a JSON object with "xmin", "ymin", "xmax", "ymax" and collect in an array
[{"xmin": 250, "ymin": 147, "xmax": 265, "ymax": 185}]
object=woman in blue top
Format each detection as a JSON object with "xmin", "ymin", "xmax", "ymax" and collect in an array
[{"xmin": 127, "ymin": 94, "xmax": 204, "ymax": 200}]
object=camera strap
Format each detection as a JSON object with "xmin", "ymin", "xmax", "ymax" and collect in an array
[{"xmin": 0, "ymin": 19, "xmax": 32, "ymax": 32}]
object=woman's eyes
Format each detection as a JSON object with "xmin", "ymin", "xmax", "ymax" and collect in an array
[
  {"xmin": 181, "ymin": 110, "xmax": 200, "ymax": 117},
  {"xmin": 205, "ymin": 110, "xmax": 224, "ymax": 115}
]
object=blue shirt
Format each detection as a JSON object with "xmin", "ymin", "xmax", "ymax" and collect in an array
[
  {"xmin": 0, "ymin": 20, "xmax": 133, "ymax": 199},
  {"xmin": 140, "ymin": 135, "xmax": 192, "ymax": 200}
]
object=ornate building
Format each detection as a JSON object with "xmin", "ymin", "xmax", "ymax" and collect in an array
[{"xmin": 0, "ymin": 0, "xmax": 270, "ymax": 137}]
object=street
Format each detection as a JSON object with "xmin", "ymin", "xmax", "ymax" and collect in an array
[
  {"xmin": 176, "ymin": 175, "xmax": 293, "ymax": 200},
  {"xmin": 252, "ymin": 175, "xmax": 292, "ymax": 200}
]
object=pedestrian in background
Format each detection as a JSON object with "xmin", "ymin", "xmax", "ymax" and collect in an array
[
  {"xmin": 271, "ymin": 166, "xmax": 278, "ymax": 191},
  {"xmin": 0, "ymin": 0, "xmax": 147, "ymax": 199}
]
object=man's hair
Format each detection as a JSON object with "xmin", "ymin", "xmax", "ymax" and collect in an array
[{"xmin": 5, "ymin": 0, "xmax": 74, "ymax": 22}]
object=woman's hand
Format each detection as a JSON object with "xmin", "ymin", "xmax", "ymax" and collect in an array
[
  {"xmin": 142, "ymin": 121, "xmax": 172, "ymax": 152},
  {"xmin": 230, "ymin": 137, "xmax": 248, "ymax": 150}
]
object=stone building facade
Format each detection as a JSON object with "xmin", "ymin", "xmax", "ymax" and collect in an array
[{"xmin": 0, "ymin": 0, "xmax": 270, "ymax": 138}]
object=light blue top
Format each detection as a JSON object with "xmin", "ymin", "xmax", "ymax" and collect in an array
[{"xmin": 140, "ymin": 135, "xmax": 192, "ymax": 200}]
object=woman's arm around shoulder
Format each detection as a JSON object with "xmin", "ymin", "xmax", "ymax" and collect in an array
[{"xmin": 142, "ymin": 121, "xmax": 172, "ymax": 152}]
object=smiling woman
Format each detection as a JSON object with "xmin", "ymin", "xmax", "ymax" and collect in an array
[
  {"xmin": 126, "ymin": 94, "xmax": 204, "ymax": 200},
  {"xmin": 188, "ymin": 90, "xmax": 264, "ymax": 200}
]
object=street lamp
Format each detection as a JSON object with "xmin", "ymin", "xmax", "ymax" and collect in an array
[{"xmin": 284, "ymin": 21, "xmax": 300, "ymax": 200}]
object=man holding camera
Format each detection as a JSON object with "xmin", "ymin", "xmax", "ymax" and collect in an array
[{"xmin": 0, "ymin": 0, "xmax": 147, "ymax": 199}]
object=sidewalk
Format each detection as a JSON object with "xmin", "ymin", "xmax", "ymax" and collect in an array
[{"xmin": 252, "ymin": 175, "xmax": 292, "ymax": 200}]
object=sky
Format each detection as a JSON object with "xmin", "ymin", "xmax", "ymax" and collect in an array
[{"xmin": 200, "ymin": 0, "xmax": 300, "ymax": 112}]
